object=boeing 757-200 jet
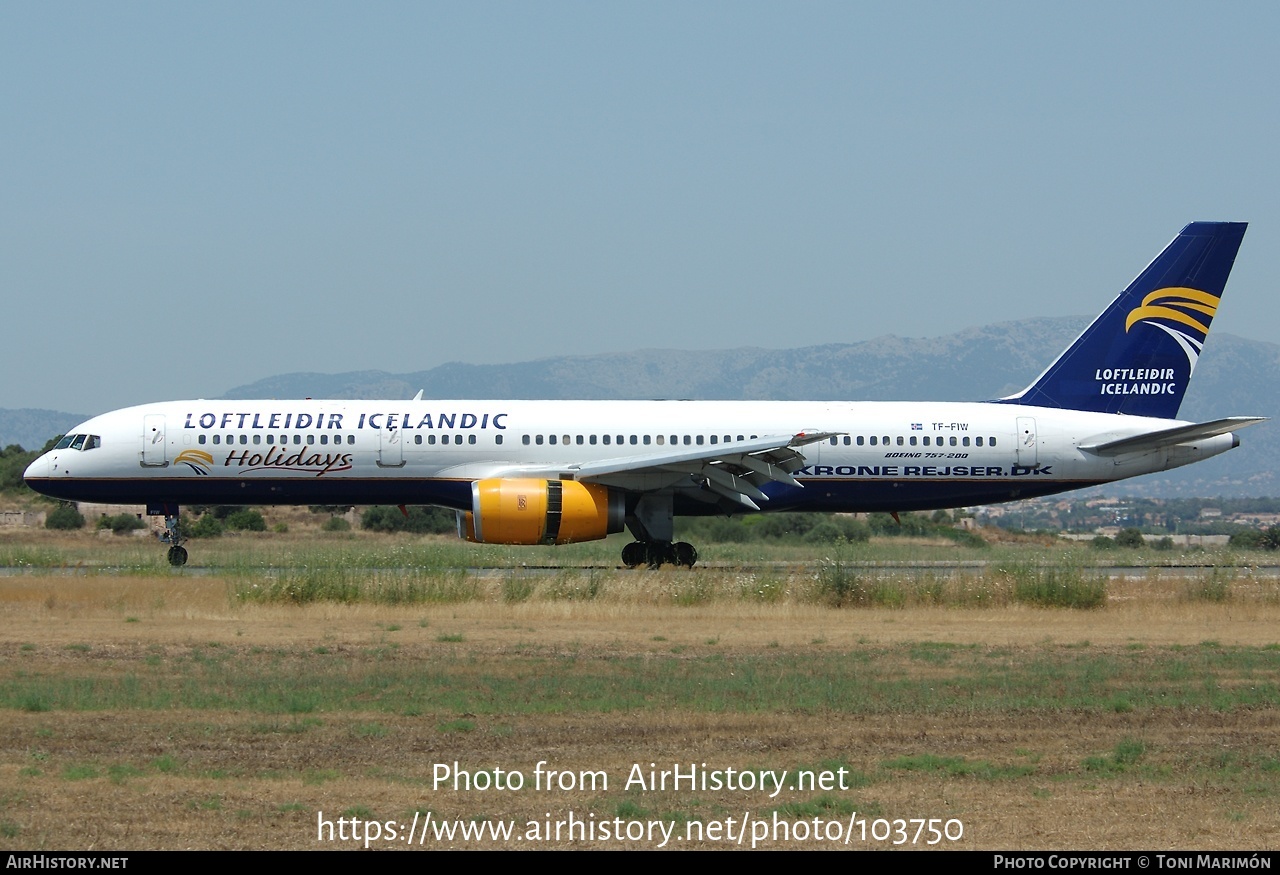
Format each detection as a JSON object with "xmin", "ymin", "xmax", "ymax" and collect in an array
[{"xmin": 24, "ymin": 222, "xmax": 1265, "ymax": 567}]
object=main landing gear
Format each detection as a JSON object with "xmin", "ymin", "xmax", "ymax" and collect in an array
[
  {"xmin": 621, "ymin": 492, "xmax": 698, "ymax": 568},
  {"xmin": 621, "ymin": 540, "xmax": 699, "ymax": 569}
]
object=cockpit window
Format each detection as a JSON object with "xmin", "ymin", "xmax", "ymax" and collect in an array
[{"xmin": 52, "ymin": 433, "xmax": 99, "ymax": 451}]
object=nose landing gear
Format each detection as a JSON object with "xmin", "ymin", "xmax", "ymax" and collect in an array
[{"xmin": 149, "ymin": 504, "xmax": 187, "ymax": 567}]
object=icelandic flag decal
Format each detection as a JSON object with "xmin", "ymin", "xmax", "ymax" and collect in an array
[{"xmin": 911, "ymin": 423, "xmax": 922, "ymax": 430}]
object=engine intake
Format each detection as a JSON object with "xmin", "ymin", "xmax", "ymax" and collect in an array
[{"xmin": 458, "ymin": 479, "xmax": 625, "ymax": 545}]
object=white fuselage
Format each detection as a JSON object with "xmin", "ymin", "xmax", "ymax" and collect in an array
[{"xmin": 23, "ymin": 398, "xmax": 1236, "ymax": 514}]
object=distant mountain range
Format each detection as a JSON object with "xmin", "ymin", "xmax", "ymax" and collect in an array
[
  {"xmin": 5, "ymin": 316, "xmax": 1276, "ymax": 496},
  {"xmin": 0, "ymin": 408, "xmax": 87, "ymax": 455}
]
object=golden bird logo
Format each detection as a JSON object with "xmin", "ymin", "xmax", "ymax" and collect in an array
[
  {"xmin": 174, "ymin": 449, "xmax": 213, "ymax": 475},
  {"xmin": 1125, "ymin": 286, "xmax": 1219, "ymax": 373}
]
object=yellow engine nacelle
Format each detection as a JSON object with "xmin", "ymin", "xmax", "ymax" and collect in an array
[{"xmin": 457, "ymin": 479, "xmax": 625, "ymax": 545}]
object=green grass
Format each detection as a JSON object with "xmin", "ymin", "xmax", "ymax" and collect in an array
[
  {"xmin": 7, "ymin": 525, "xmax": 1262, "ymax": 574},
  {"xmin": 999, "ymin": 562, "xmax": 1108, "ymax": 608},
  {"xmin": 1083, "ymin": 738, "xmax": 1148, "ymax": 776},
  {"xmin": 1184, "ymin": 568, "xmax": 1235, "ymax": 603},
  {"xmin": 3, "ymin": 642, "xmax": 1277, "ymax": 716}
]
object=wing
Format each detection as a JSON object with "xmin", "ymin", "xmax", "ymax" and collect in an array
[{"xmin": 474, "ymin": 430, "xmax": 838, "ymax": 511}]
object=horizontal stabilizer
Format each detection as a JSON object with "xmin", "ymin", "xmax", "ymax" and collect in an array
[{"xmin": 1079, "ymin": 416, "xmax": 1267, "ymax": 456}]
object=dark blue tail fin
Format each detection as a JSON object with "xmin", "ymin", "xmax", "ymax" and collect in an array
[{"xmin": 999, "ymin": 222, "xmax": 1246, "ymax": 419}]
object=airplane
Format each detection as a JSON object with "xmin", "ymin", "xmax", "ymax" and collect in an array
[{"xmin": 24, "ymin": 221, "xmax": 1266, "ymax": 568}]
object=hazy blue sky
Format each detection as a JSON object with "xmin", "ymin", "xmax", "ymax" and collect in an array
[{"xmin": 4, "ymin": 2, "xmax": 1277, "ymax": 414}]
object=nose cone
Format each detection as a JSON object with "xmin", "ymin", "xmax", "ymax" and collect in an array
[{"xmin": 23, "ymin": 453, "xmax": 51, "ymax": 490}]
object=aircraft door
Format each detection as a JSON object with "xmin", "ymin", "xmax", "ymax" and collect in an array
[
  {"xmin": 142, "ymin": 414, "xmax": 168, "ymax": 467},
  {"xmin": 378, "ymin": 426, "xmax": 405, "ymax": 468},
  {"xmin": 1015, "ymin": 417, "xmax": 1038, "ymax": 467}
]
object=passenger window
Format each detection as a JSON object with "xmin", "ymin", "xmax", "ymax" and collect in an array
[
  {"xmin": 975, "ymin": 437, "xmax": 983, "ymax": 447},
  {"xmin": 549, "ymin": 435, "xmax": 557, "ymax": 445},
  {"xmin": 869, "ymin": 436, "xmax": 877, "ymax": 446},
  {"xmin": 656, "ymin": 436, "xmax": 664, "ymax": 445},
  {"xmin": 856, "ymin": 436, "xmax": 864, "ymax": 446},
  {"xmin": 495, "ymin": 435, "xmax": 503, "ymax": 445},
  {"xmin": 455, "ymin": 435, "xmax": 463, "ymax": 445},
  {"xmin": 589, "ymin": 435, "xmax": 597, "ymax": 445},
  {"xmin": 843, "ymin": 436, "xmax": 851, "ymax": 446},
  {"xmin": 696, "ymin": 435, "xmax": 704, "ymax": 445},
  {"xmin": 307, "ymin": 435, "xmax": 315, "ymax": 445},
  {"xmin": 320, "ymin": 435, "xmax": 328, "ymax": 445},
  {"xmin": 414, "ymin": 435, "xmax": 422, "ymax": 445},
  {"xmin": 962, "ymin": 437, "xmax": 970, "ymax": 447},
  {"xmin": 536, "ymin": 435, "xmax": 544, "ymax": 445},
  {"xmin": 990, "ymin": 437, "xmax": 997, "ymax": 447},
  {"xmin": 896, "ymin": 436, "xmax": 904, "ymax": 446},
  {"xmin": 199, "ymin": 435, "xmax": 207, "ymax": 445},
  {"xmin": 213, "ymin": 435, "xmax": 221, "ymax": 445},
  {"xmin": 576, "ymin": 435, "xmax": 584, "ymax": 445},
  {"xmin": 428, "ymin": 435, "xmax": 437, "ymax": 445},
  {"xmin": 523, "ymin": 435, "xmax": 531, "ymax": 445},
  {"xmin": 710, "ymin": 435, "xmax": 717, "ymax": 444},
  {"xmin": 253, "ymin": 434, "xmax": 262, "ymax": 445},
  {"xmin": 601, "ymin": 435, "xmax": 609, "ymax": 445},
  {"xmin": 468, "ymin": 435, "xmax": 476, "ymax": 445},
  {"xmin": 909, "ymin": 436, "xmax": 917, "ymax": 446},
  {"xmin": 923, "ymin": 436, "xmax": 930, "ymax": 446},
  {"xmin": 562, "ymin": 435, "xmax": 570, "ymax": 445},
  {"xmin": 294, "ymin": 435, "xmax": 302, "ymax": 445},
  {"xmin": 683, "ymin": 436, "xmax": 691, "ymax": 445},
  {"xmin": 830, "ymin": 438, "xmax": 838, "ymax": 446},
  {"xmin": 950, "ymin": 436, "xmax": 957, "ymax": 446}
]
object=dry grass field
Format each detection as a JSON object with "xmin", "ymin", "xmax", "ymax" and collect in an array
[{"xmin": 1, "ymin": 531, "xmax": 1279, "ymax": 850}]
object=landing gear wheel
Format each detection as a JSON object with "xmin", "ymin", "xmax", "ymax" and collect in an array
[
  {"xmin": 623, "ymin": 540, "xmax": 698, "ymax": 569},
  {"xmin": 621, "ymin": 541, "xmax": 646, "ymax": 568},
  {"xmin": 167, "ymin": 546, "xmax": 188, "ymax": 567},
  {"xmin": 647, "ymin": 541, "xmax": 677, "ymax": 569},
  {"xmin": 673, "ymin": 542, "xmax": 698, "ymax": 568}
]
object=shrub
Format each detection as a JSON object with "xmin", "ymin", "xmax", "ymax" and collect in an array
[
  {"xmin": 1229, "ymin": 529, "xmax": 1264, "ymax": 550},
  {"xmin": 223, "ymin": 509, "xmax": 266, "ymax": 532},
  {"xmin": 45, "ymin": 505, "xmax": 85, "ymax": 530},
  {"xmin": 188, "ymin": 514, "xmax": 225, "ymax": 539},
  {"xmin": 96, "ymin": 513, "xmax": 147, "ymax": 535},
  {"xmin": 361, "ymin": 505, "xmax": 455, "ymax": 534},
  {"xmin": 1115, "ymin": 527, "xmax": 1146, "ymax": 549},
  {"xmin": 322, "ymin": 516, "xmax": 351, "ymax": 532}
]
